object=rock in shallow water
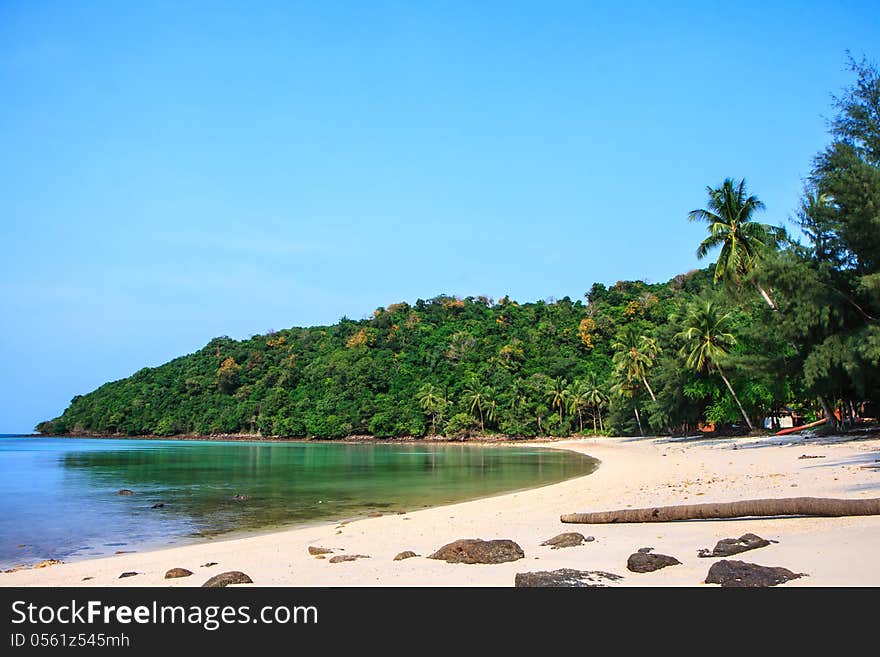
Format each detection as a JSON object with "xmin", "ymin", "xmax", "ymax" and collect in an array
[
  {"xmin": 429, "ymin": 539, "xmax": 525, "ymax": 564},
  {"xmin": 698, "ymin": 533, "xmax": 775, "ymax": 558},
  {"xmin": 117, "ymin": 489, "xmax": 134, "ymax": 496},
  {"xmin": 627, "ymin": 548, "xmax": 681, "ymax": 573},
  {"xmin": 540, "ymin": 532, "xmax": 594, "ymax": 549},
  {"xmin": 705, "ymin": 560, "xmax": 806, "ymax": 587},
  {"xmin": 202, "ymin": 571, "xmax": 253, "ymax": 587},
  {"xmin": 515, "ymin": 569, "xmax": 624, "ymax": 587}
]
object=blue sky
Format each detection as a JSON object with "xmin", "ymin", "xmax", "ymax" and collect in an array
[{"xmin": 1, "ymin": 1, "xmax": 878, "ymax": 432}]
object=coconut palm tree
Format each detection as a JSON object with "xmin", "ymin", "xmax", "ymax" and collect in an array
[
  {"xmin": 546, "ymin": 377, "xmax": 569, "ymax": 424},
  {"xmin": 567, "ymin": 381, "xmax": 589, "ymax": 433},
  {"xmin": 583, "ymin": 373, "xmax": 608, "ymax": 431},
  {"xmin": 417, "ymin": 383, "xmax": 446, "ymax": 435},
  {"xmin": 462, "ymin": 384, "xmax": 494, "ymax": 433},
  {"xmin": 611, "ymin": 327, "xmax": 660, "ymax": 402},
  {"xmin": 688, "ymin": 178, "xmax": 783, "ymax": 309},
  {"xmin": 506, "ymin": 379, "xmax": 528, "ymax": 429},
  {"xmin": 676, "ymin": 299, "xmax": 754, "ymax": 431},
  {"xmin": 610, "ymin": 375, "xmax": 644, "ymax": 436},
  {"xmin": 485, "ymin": 398, "xmax": 498, "ymax": 427}
]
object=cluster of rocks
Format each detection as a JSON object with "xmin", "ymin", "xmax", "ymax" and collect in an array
[
  {"xmin": 38, "ymin": 518, "xmax": 804, "ymax": 588},
  {"xmin": 514, "ymin": 531, "xmax": 807, "ymax": 587}
]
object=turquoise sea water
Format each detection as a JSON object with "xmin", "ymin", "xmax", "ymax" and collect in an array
[{"xmin": 0, "ymin": 436, "xmax": 596, "ymax": 568}]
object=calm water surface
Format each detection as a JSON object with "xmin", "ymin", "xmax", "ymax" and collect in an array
[{"xmin": 0, "ymin": 436, "xmax": 597, "ymax": 568}]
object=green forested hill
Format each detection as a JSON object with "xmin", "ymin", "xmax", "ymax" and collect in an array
[{"xmin": 36, "ymin": 267, "xmax": 795, "ymax": 438}]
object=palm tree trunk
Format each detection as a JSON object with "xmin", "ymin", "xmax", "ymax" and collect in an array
[
  {"xmin": 561, "ymin": 497, "xmax": 880, "ymax": 524},
  {"xmin": 756, "ymin": 283, "xmax": 778, "ymax": 311},
  {"xmin": 479, "ymin": 408, "xmax": 484, "ymax": 433},
  {"xmin": 717, "ymin": 367, "xmax": 754, "ymax": 431},
  {"xmin": 598, "ymin": 410, "xmax": 604, "ymax": 432},
  {"xmin": 634, "ymin": 407, "xmax": 644, "ymax": 436},
  {"xmin": 578, "ymin": 409, "xmax": 583, "ymax": 433},
  {"xmin": 642, "ymin": 376, "xmax": 657, "ymax": 402},
  {"xmin": 591, "ymin": 410, "xmax": 596, "ymax": 432}
]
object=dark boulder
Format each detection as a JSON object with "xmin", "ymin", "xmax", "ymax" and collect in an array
[
  {"xmin": 118, "ymin": 571, "xmax": 139, "ymax": 578},
  {"xmin": 627, "ymin": 548, "xmax": 681, "ymax": 573},
  {"xmin": 515, "ymin": 569, "xmax": 624, "ymax": 587},
  {"xmin": 165, "ymin": 568, "xmax": 193, "ymax": 579},
  {"xmin": 428, "ymin": 539, "xmax": 525, "ymax": 564},
  {"xmin": 540, "ymin": 532, "xmax": 594, "ymax": 549},
  {"xmin": 202, "ymin": 571, "xmax": 253, "ymax": 587},
  {"xmin": 698, "ymin": 533, "xmax": 776, "ymax": 558},
  {"xmin": 705, "ymin": 560, "xmax": 806, "ymax": 587},
  {"xmin": 151, "ymin": 503, "xmax": 165, "ymax": 509}
]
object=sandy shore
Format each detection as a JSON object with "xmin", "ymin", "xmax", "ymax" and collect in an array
[{"xmin": 3, "ymin": 433, "xmax": 880, "ymax": 587}]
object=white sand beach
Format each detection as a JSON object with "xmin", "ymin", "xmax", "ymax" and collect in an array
[{"xmin": 3, "ymin": 434, "xmax": 880, "ymax": 587}]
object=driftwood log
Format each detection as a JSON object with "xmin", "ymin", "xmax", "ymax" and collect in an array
[{"xmin": 561, "ymin": 497, "xmax": 880, "ymax": 524}]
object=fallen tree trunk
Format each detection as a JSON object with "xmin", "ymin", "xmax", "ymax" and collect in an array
[
  {"xmin": 775, "ymin": 417, "xmax": 827, "ymax": 436},
  {"xmin": 560, "ymin": 497, "xmax": 880, "ymax": 524}
]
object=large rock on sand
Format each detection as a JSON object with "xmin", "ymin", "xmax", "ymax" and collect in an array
[
  {"xmin": 202, "ymin": 571, "xmax": 253, "ymax": 587},
  {"xmin": 626, "ymin": 548, "xmax": 681, "ymax": 573},
  {"xmin": 698, "ymin": 533, "xmax": 775, "ymax": 558},
  {"xmin": 540, "ymin": 532, "xmax": 594, "ymax": 549},
  {"xmin": 393, "ymin": 551, "xmax": 419, "ymax": 561},
  {"xmin": 165, "ymin": 568, "xmax": 193, "ymax": 579},
  {"xmin": 308, "ymin": 546, "xmax": 333, "ymax": 556},
  {"xmin": 429, "ymin": 539, "xmax": 524, "ymax": 564},
  {"xmin": 515, "ymin": 569, "xmax": 623, "ymax": 587},
  {"xmin": 705, "ymin": 560, "xmax": 806, "ymax": 587}
]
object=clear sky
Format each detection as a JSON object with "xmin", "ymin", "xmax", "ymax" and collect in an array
[{"xmin": 1, "ymin": 1, "xmax": 878, "ymax": 433}]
